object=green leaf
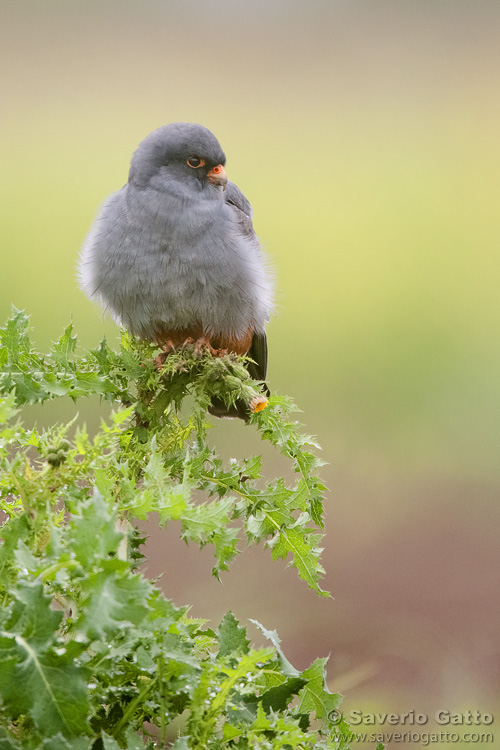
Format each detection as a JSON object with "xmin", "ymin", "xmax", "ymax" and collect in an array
[
  {"xmin": 8, "ymin": 581, "xmax": 63, "ymax": 649},
  {"xmin": 38, "ymin": 735, "xmax": 92, "ymax": 750},
  {"xmin": 133, "ymin": 449, "xmax": 190, "ymax": 521},
  {"xmin": 217, "ymin": 612, "xmax": 250, "ymax": 657},
  {"xmin": 260, "ymin": 676, "xmax": 307, "ymax": 712},
  {"xmin": 70, "ymin": 371, "xmax": 115, "ymax": 397},
  {"xmin": 69, "ymin": 492, "xmax": 123, "ymax": 570},
  {"xmin": 0, "ymin": 632, "xmax": 88, "ymax": 737},
  {"xmin": 0, "ymin": 394, "xmax": 18, "ymax": 425},
  {"xmin": 250, "ymin": 620, "xmax": 300, "ymax": 678},
  {"xmin": 51, "ymin": 324, "xmax": 77, "ymax": 367},
  {"xmin": 90, "ymin": 338, "xmax": 113, "ymax": 371},
  {"xmin": 99, "ymin": 729, "xmax": 150, "ymax": 750},
  {"xmin": 222, "ymin": 722, "xmax": 241, "ymax": 741},
  {"xmin": 76, "ymin": 563, "xmax": 152, "ymax": 640},
  {"xmin": 123, "ymin": 729, "xmax": 148, "ymax": 749},
  {"xmin": 14, "ymin": 539, "xmax": 39, "ymax": 574},
  {"xmin": 10, "ymin": 372, "xmax": 49, "ymax": 404},
  {"xmin": 270, "ymin": 526, "xmax": 328, "ymax": 597},
  {"xmin": 101, "ymin": 735, "xmax": 120, "ymax": 750},
  {"xmin": 180, "ymin": 496, "xmax": 234, "ymax": 543},
  {"xmin": 0, "ymin": 515, "xmax": 32, "ymax": 581},
  {"xmin": 0, "ymin": 307, "xmax": 31, "ymax": 362},
  {"xmin": 0, "ymin": 314, "xmax": 344, "ymax": 746},
  {"xmin": 0, "ymin": 727, "xmax": 22, "ymax": 750},
  {"xmin": 296, "ymin": 657, "xmax": 341, "ymax": 721},
  {"xmin": 93, "ymin": 468, "xmax": 116, "ymax": 497},
  {"xmin": 170, "ymin": 739, "xmax": 189, "ymax": 750},
  {"xmin": 252, "ymin": 701, "xmax": 271, "ymax": 730}
]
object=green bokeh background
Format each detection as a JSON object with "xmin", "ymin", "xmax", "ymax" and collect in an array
[{"xmin": 2, "ymin": 0, "xmax": 499, "ymax": 738}]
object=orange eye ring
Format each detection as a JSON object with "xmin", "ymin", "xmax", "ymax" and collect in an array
[{"xmin": 187, "ymin": 157, "xmax": 205, "ymax": 168}]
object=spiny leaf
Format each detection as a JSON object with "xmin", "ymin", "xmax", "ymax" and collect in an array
[
  {"xmin": 261, "ymin": 676, "xmax": 308, "ymax": 712},
  {"xmin": 76, "ymin": 563, "xmax": 152, "ymax": 640},
  {"xmin": 0, "ymin": 393, "xmax": 18, "ymax": 425},
  {"xmin": 250, "ymin": 620, "xmax": 300, "ymax": 679},
  {"xmin": 296, "ymin": 657, "xmax": 342, "ymax": 721},
  {"xmin": 68, "ymin": 492, "xmax": 124, "ymax": 570},
  {"xmin": 0, "ymin": 583, "xmax": 89, "ymax": 737},
  {"xmin": 14, "ymin": 539, "xmax": 39, "ymax": 574},
  {"xmin": 1, "ymin": 645, "xmax": 88, "ymax": 736},
  {"xmin": 180, "ymin": 496, "xmax": 235, "ymax": 543},
  {"xmin": 7, "ymin": 581, "xmax": 63, "ymax": 649},
  {"xmin": 217, "ymin": 612, "xmax": 250, "ymax": 657},
  {"xmin": 270, "ymin": 526, "xmax": 329, "ymax": 597},
  {"xmin": 38, "ymin": 735, "xmax": 93, "ymax": 750},
  {"xmin": 0, "ymin": 307, "xmax": 31, "ymax": 362},
  {"xmin": 0, "ymin": 311, "xmax": 352, "ymax": 747},
  {"xmin": 51, "ymin": 324, "xmax": 77, "ymax": 368}
]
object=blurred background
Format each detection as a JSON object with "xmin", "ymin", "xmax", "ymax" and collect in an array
[{"xmin": 1, "ymin": 0, "xmax": 500, "ymax": 743}]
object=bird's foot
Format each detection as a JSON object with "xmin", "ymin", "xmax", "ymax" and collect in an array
[
  {"xmin": 212, "ymin": 347, "xmax": 228, "ymax": 358},
  {"xmin": 193, "ymin": 336, "xmax": 210, "ymax": 356},
  {"xmin": 154, "ymin": 340, "xmax": 176, "ymax": 369},
  {"xmin": 192, "ymin": 336, "xmax": 226, "ymax": 358}
]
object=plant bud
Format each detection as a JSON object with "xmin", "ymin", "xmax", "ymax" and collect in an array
[{"xmin": 224, "ymin": 375, "xmax": 244, "ymax": 391}]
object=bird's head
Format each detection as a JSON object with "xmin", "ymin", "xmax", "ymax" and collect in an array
[{"xmin": 128, "ymin": 122, "xmax": 227, "ymax": 194}]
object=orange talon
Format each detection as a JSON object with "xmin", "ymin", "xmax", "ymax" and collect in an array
[
  {"xmin": 154, "ymin": 340, "xmax": 176, "ymax": 369},
  {"xmin": 213, "ymin": 348, "xmax": 228, "ymax": 358},
  {"xmin": 193, "ymin": 336, "xmax": 211, "ymax": 356}
]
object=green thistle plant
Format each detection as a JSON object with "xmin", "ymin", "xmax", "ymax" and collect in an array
[{"xmin": 0, "ymin": 308, "xmax": 363, "ymax": 749}]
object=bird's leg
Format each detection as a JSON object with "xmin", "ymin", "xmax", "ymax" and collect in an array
[
  {"xmin": 193, "ymin": 336, "xmax": 228, "ymax": 358},
  {"xmin": 193, "ymin": 335, "xmax": 212, "ymax": 356},
  {"xmin": 180, "ymin": 337, "xmax": 195, "ymax": 350},
  {"xmin": 154, "ymin": 340, "xmax": 176, "ymax": 369}
]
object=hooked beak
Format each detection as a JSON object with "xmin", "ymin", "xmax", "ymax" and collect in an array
[{"xmin": 207, "ymin": 164, "xmax": 228, "ymax": 189}]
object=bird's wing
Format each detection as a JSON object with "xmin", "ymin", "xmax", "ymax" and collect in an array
[
  {"xmin": 208, "ymin": 330, "xmax": 269, "ymax": 421},
  {"xmin": 225, "ymin": 181, "xmax": 270, "ymax": 392},
  {"xmin": 225, "ymin": 181, "xmax": 256, "ymax": 240},
  {"xmin": 225, "ymin": 180, "xmax": 253, "ymax": 216},
  {"xmin": 247, "ymin": 331, "xmax": 269, "ymax": 386}
]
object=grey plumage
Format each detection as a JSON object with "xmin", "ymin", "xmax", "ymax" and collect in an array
[
  {"xmin": 79, "ymin": 123, "xmax": 273, "ymax": 341},
  {"xmin": 78, "ymin": 123, "xmax": 273, "ymax": 417}
]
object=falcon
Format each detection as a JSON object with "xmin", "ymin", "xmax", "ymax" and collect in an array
[{"xmin": 78, "ymin": 122, "xmax": 273, "ymax": 418}]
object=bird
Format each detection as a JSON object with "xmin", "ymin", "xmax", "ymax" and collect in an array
[{"xmin": 78, "ymin": 122, "xmax": 273, "ymax": 419}]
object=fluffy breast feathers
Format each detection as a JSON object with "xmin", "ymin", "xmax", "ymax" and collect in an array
[{"xmin": 78, "ymin": 180, "xmax": 273, "ymax": 342}]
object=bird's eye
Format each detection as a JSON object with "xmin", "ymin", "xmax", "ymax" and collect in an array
[{"xmin": 187, "ymin": 156, "xmax": 205, "ymax": 168}]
